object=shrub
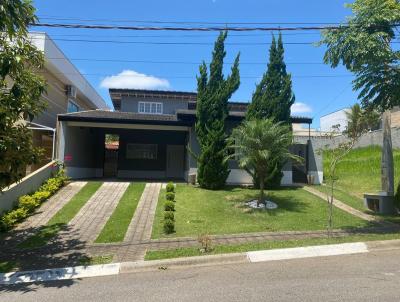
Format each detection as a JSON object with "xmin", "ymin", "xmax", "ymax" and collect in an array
[
  {"xmin": 164, "ymin": 200, "xmax": 175, "ymax": 211},
  {"xmin": 163, "ymin": 218, "xmax": 175, "ymax": 234},
  {"xmin": 32, "ymin": 191, "xmax": 51, "ymax": 203},
  {"xmin": 18, "ymin": 195, "xmax": 39, "ymax": 213},
  {"xmin": 1, "ymin": 207, "xmax": 29, "ymax": 230},
  {"xmin": 198, "ymin": 234, "xmax": 213, "ymax": 253},
  {"xmin": 166, "ymin": 192, "xmax": 175, "ymax": 201},
  {"xmin": 166, "ymin": 182, "xmax": 175, "ymax": 193},
  {"xmin": 164, "ymin": 211, "xmax": 175, "ymax": 221}
]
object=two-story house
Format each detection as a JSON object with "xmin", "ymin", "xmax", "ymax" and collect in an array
[
  {"xmin": 56, "ymin": 89, "xmax": 322, "ymax": 185},
  {"xmin": 26, "ymin": 32, "xmax": 108, "ymax": 173}
]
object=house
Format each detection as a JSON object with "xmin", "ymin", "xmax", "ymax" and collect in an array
[
  {"xmin": 320, "ymin": 108, "xmax": 351, "ymax": 133},
  {"xmin": 56, "ymin": 89, "xmax": 323, "ymax": 185},
  {"xmin": 26, "ymin": 32, "xmax": 108, "ymax": 173}
]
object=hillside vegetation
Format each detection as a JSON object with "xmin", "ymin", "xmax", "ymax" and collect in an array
[{"xmin": 323, "ymin": 146, "xmax": 400, "ymax": 198}]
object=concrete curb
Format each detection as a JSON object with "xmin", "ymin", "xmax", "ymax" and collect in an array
[{"xmin": 3, "ymin": 239, "xmax": 400, "ymax": 284}]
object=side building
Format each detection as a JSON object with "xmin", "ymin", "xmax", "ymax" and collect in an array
[
  {"xmin": 27, "ymin": 32, "xmax": 108, "ymax": 173},
  {"xmin": 57, "ymin": 89, "xmax": 322, "ymax": 185}
]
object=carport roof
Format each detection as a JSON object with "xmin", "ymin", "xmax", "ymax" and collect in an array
[{"xmin": 58, "ymin": 109, "xmax": 188, "ymax": 125}]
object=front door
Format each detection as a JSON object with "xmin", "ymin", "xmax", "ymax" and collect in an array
[{"xmin": 166, "ymin": 145, "xmax": 184, "ymax": 179}]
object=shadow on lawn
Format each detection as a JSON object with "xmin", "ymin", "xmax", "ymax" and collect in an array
[{"xmin": 0, "ymin": 224, "xmax": 90, "ymax": 293}]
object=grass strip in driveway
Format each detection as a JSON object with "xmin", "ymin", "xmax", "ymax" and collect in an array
[
  {"xmin": 79, "ymin": 255, "xmax": 114, "ymax": 266},
  {"xmin": 18, "ymin": 182, "xmax": 103, "ymax": 249},
  {"xmin": 145, "ymin": 233, "xmax": 400, "ymax": 261},
  {"xmin": 0, "ymin": 261, "xmax": 18, "ymax": 273},
  {"xmin": 95, "ymin": 183, "xmax": 145, "ymax": 243}
]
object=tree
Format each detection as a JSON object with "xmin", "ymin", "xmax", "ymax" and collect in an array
[
  {"xmin": 195, "ymin": 31, "xmax": 240, "ymax": 189},
  {"xmin": 344, "ymin": 104, "xmax": 380, "ymax": 137},
  {"xmin": 0, "ymin": 0, "xmax": 46, "ymax": 191},
  {"xmin": 322, "ymin": 121, "xmax": 365, "ymax": 234},
  {"xmin": 246, "ymin": 33, "xmax": 295, "ymax": 123},
  {"xmin": 245, "ymin": 33, "xmax": 295, "ymax": 188},
  {"xmin": 229, "ymin": 119, "xmax": 301, "ymax": 206},
  {"xmin": 321, "ymin": 0, "xmax": 400, "ymax": 197}
]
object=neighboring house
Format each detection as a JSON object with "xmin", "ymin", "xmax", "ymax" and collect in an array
[
  {"xmin": 56, "ymin": 89, "xmax": 323, "ymax": 185},
  {"xmin": 26, "ymin": 32, "xmax": 108, "ymax": 173},
  {"xmin": 320, "ymin": 108, "xmax": 351, "ymax": 133},
  {"xmin": 321, "ymin": 106, "xmax": 400, "ymax": 133}
]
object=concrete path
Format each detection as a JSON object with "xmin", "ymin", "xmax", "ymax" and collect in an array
[
  {"xmin": 303, "ymin": 186, "xmax": 396, "ymax": 227},
  {"xmin": 2, "ymin": 182, "xmax": 87, "ymax": 246},
  {"xmin": 115, "ymin": 183, "xmax": 162, "ymax": 261},
  {"xmin": 63, "ymin": 182, "xmax": 130, "ymax": 244}
]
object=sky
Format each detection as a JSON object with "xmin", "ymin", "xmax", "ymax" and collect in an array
[{"xmin": 31, "ymin": 0, "xmax": 358, "ymax": 128}]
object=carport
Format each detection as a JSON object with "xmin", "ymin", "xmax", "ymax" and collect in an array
[{"xmin": 56, "ymin": 110, "xmax": 191, "ymax": 180}]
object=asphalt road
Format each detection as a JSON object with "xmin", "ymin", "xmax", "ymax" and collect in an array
[{"xmin": 2, "ymin": 249, "xmax": 400, "ymax": 302}]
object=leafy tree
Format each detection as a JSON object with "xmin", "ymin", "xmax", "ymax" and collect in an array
[
  {"xmin": 229, "ymin": 119, "xmax": 301, "ymax": 206},
  {"xmin": 344, "ymin": 103, "xmax": 380, "ymax": 137},
  {"xmin": 195, "ymin": 31, "xmax": 240, "ymax": 189},
  {"xmin": 321, "ymin": 0, "xmax": 400, "ymax": 196},
  {"xmin": 245, "ymin": 33, "xmax": 295, "ymax": 188},
  {"xmin": 0, "ymin": 0, "xmax": 46, "ymax": 191}
]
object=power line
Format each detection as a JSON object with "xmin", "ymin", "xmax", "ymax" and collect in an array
[
  {"xmin": 30, "ymin": 22, "xmax": 343, "ymax": 31},
  {"xmin": 47, "ymin": 57, "xmax": 325, "ymax": 65},
  {"xmin": 312, "ymin": 84, "xmax": 352, "ymax": 118}
]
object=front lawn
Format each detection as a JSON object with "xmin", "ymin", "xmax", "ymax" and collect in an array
[{"xmin": 151, "ymin": 185, "xmax": 370, "ymax": 239}]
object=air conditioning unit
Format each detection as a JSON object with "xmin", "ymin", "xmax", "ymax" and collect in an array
[{"xmin": 66, "ymin": 85, "xmax": 77, "ymax": 99}]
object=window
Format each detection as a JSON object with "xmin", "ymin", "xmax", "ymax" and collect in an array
[
  {"xmin": 138, "ymin": 102, "xmax": 163, "ymax": 114},
  {"xmin": 126, "ymin": 144, "xmax": 157, "ymax": 159},
  {"xmin": 67, "ymin": 100, "xmax": 80, "ymax": 113}
]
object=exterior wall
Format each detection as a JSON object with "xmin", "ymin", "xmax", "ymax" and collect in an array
[
  {"xmin": 0, "ymin": 161, "xmax": 58, "ymax": 214},
  {"xmin": 320, "ymin": 108, "xmax": 350, "ymax": 132},
  {"xmin": 33, "ymin": 69, "xmax": 96, "ymax": 129},
  {"xmin": 62, "ymin": 125, "xmax": 104, "ymax": 179},
  {"xmin": 120, "ymin": 96, "xmax": 189, "ymax": 114}
]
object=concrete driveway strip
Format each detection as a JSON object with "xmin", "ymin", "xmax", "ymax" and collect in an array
[
  {"xmin": 2, "ymin": 248, "xmax": 400, "ymax": 301},
  {"xmin": 65, "ymin": 182, "xmax": 129, "ymax": 243}
]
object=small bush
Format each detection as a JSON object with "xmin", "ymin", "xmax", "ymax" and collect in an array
[
  {"xmin": 163, "ymin": 218, "xmax": 175, "ymax": 234},
  {"xmin": 18, "ymin": 195, "xmax": 39, "ymax": 213},
  {"xmin": 166, "ymin": 192, "xmax": 175, "ymax": 201},
  {"xmin": 166, "ymin": 182, "xmax": 175, "ymax": 193},
  {"xmin": 1, "ymin": 208, "xmax": 29, "ymax": 230},
  {"xmin": 198, "ymin": 234, "xmax": 213, "ymax": 253},
  {"xmin": 164, "ymin": 211, "xmax": 175, "ymax": 221},
  {"xmin": 164, "ymin": 200, "xmax": 175, "ymax": 211},
  {"xmin": 32, "ymin": 191, "xmax": 51, "ymax": 203}
]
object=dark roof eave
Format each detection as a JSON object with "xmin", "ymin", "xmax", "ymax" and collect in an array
[{"xmin": 58, "ymin": 115, "xmax": 192, "ymax": 126}]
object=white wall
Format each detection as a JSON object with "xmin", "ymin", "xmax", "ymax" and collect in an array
[{"xmin": 320, "ymin": 108, "xmax": 350, "ymax": 132}]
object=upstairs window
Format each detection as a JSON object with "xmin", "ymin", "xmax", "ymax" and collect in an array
[
  {"xmin": 138, "ymin": 101, "xmax": 163, "ymax": 114},
  {"xmin": 67, "ymin": 100, "xmax": 80, "ymax": 113}
]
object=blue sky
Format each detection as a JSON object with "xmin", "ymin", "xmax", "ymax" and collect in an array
[{"xmin": 32, "ymin": 0, "xmax": 357, "ymax": 128}]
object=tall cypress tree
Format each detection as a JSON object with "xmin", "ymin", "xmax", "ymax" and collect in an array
[
  {"xmin": 195, "ymin": 31, "xmax": 240, "ymax": 189},
  {"xmin": 245, "ymin": 33, "xmax": 295, "ymax": 187},
  {"xmin": 246, "ymin": 33, "xmax": 295, "ymax": 123}
]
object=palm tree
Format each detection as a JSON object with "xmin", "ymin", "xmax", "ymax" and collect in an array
[{"xmin": 229, "ymin": 119, "xmax": 302, "ymax": 207}]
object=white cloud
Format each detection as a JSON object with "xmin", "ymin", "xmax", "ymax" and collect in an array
[
  {"xmin": 291, "ymin": 102, "xmax": 312, "ymax": 114},
  {"xmin": 100, "ymin": 70, "xmax": 170, "ymax": 90}
]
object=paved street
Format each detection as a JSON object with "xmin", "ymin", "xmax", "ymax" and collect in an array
[{"xmin": 2, "ymin": 248, "xmax": 400, "ymax": 301}]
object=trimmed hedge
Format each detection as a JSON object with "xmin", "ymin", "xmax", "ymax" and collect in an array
[
  {"xmin": 0, "ymin": 168, "xmax": 68, "ymax": 232},
  {"xmin": 166, "ymin": 182, "xmax": 175, "ymax": 193},
  {"xmin": 164, "ymin": 200, "xmax": 175, "ymax": 212},
  {"xmin": 164, "ymin": 210, "xmax": 175, "ymax": 221},
  {"xmin": 163, "ymin": 218, "xmax": 175, "ymax": 234},
  {"xmin": 166, "ymin": 192, "xmax": 175, "ymax": 201}
]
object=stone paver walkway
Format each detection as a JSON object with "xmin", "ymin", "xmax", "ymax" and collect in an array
[
  {"xmin": 114, "ymin": 183, "xmax": 161, "ymax": 261},
  {"xmin": 303, "ymin": 186, "xmax": 396, "ymax": 227},
  {"xmin": 61, "ymin": 182, "xmax": 130, "ymax": 244},
  {"xmin": 2, "ymin": 181, "xmax": 87, "ymax": 246}
]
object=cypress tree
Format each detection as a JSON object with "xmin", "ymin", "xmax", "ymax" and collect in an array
[
  {"xmin": 246, "ymin": 33, "xmax": 295, "ymax": 187},
  {"xmin": 195, "ymin": 31, "xmax": 240, "ymax": 189}
]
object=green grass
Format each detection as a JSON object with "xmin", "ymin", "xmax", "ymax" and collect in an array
[
  {"xmin": 145, "ymin": 233, "xmax": 400, "ymax": 260},
  {"xmin": 151, "ymin": 185, "xmax": 371, "ymax": 239},
  {"xmin": 79, "ymin": 255, "xmax": 113, "ymax": 266},
  {"xmin": 18, "ymin": 182, "xmax": 102, "ymax": 249},
  {"xmin": 0, "ymin": 260, "xmax": 18, "ymax": 273},
  {"xmin": 323, "ymin": 146, "xmax": 400, "ymax": 199},
  {"xmin": 95, "ymin": 183, "xmax": 145, "ymax": 243}
]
